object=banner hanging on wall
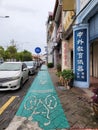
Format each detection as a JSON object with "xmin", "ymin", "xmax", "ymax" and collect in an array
[{"xmin": 74, "ymin": 28, "xmax": 88, "ymax": 82}]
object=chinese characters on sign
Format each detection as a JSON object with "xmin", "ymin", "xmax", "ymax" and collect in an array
[{"xmin": 74, "ymin": 29, "xmax": 87, "ymax": 81}]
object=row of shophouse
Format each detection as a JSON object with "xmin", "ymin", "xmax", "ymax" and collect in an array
[{"xmin": 46, "ymin": 0, "xmax": 98, "ymax": 88}]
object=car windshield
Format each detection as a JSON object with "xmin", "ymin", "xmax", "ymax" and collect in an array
[
  {"xmin": 24, "ymin": 61, "xmax": 34, "ymax": 66},
  {"xmin": 0, "ymin": 62, "xmax": 21, "ymax": 71}
]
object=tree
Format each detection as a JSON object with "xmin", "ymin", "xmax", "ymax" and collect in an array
[
  {"xmin": 0, "ymin": 43, "xmax": 33, "ymax": 61},
  {"xmin": 22, "ymin": 50, "xmax": 32, "ymax": 61},
  {"xmin": 0, "ymin": 46, "xmax": 4, "ymax": 59},
  {"xmin": 6, "ymin": 45, "xmax": 17, "ymax": 59},
  {"xmin": 16, "ymin": 52, "xmax": 23, "ymax": 61},
  {"xmin": 4, "ymin": 50, "xmax": 11, "ymax": 60}
]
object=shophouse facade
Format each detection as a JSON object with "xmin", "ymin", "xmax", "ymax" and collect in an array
[
  {"xmin": 47, "ymin": 0, "xmax": 98, "ymax": 88},
  {"xmin": 47, "ymin": 0, "xmax": 74, "ymax": 70},
  {"xmin": 73, "ymin": 0, "xmax": 98, "ymax": 88},
  {"xmin": 61, "ymin": 0, "xmax": 75, "ymax": 71},
  {"xmin": 51, "ymin": 0, "xmax": 62, "ymax": 68},
  {"xmin": 46, "ymin": 12, "xmax": 54, "ymax": 64},
  {"xmin": 47, "ymin": 0, "xmax": 75, "ymax": 71},
  {"xmin": 62, "ymin": 11, "xmax": 75, "ymax": 70}
]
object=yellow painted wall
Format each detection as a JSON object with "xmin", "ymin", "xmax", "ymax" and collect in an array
[{"xmin": 63, "ymin": 11, "xmax": 74, "ymax": 31}]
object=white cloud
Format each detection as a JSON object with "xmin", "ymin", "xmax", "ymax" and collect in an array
[{"xmin": 0, "ymin": 0, "xmax": 55, "ymax": 54}]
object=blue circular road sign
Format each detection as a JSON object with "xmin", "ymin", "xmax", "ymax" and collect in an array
[{"xmin": 35, "ymin": 47, "xmax": 41, "ymax": 54}]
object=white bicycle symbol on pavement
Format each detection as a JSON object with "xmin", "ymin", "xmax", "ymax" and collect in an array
[{"xmin": 24, "ymin": 94, "xmax": 57, "ymax": 126}]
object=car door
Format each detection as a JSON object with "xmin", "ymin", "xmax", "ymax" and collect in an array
[{"xmin": 22, "ymin": 63, "xmax": 28, "ymax": 82}]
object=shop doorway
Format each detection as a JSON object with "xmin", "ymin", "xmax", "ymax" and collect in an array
[
  {"xmin": 90, "ymin": 40, "xmax": 98, "ymax": 88},
  {"xmin": 71, "ymin": 50, "xmax": 73, "ymax": 69}
]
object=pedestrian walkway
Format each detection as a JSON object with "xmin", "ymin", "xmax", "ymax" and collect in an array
[
  {"xmin": 49, "ymin": 68, "xmax": 98, "ymax": 129},
  {"xmin": 6, "ymin": 65, "xmax": 69, "ymax": 130}
]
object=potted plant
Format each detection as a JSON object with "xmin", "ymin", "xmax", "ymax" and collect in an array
[
  {"xmin": 91, "ymin": 88, "xmax": 98, "ymax": 117},
  {"xmin": 47, "ymin": 62, "xmax": 54, "ymax": 68},
  {"xmin": 56, "ymin": 64, "xmax": 61, "ymax": 72},
  {"xmin": 61, "ymin": 69, "xmax": 74, "ymax": 89},
  {"xmin": 56, "ymin": 71, "xmax": 64, "ymax": 86}
]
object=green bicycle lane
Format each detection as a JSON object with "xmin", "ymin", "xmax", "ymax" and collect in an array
[{"xmin": 16, "ymin": 65, "xmax": 70, "ymax": 129}]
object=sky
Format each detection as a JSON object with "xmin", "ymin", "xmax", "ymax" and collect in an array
[{"xmin": 0, "ymin": 0, "xmax": 55, "ymax": 54}]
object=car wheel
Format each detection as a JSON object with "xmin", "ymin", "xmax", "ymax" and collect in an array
[
  {"xmin": 20, "ymin": 78, "xmax": 23, "ymax": 89},
  {"xmin": 29, "ymin": 71, "xmax": 30, "ymax": 75},
  {"xmin": 27, "ymin": 73, "xmax": 29, "ymax": 81}
]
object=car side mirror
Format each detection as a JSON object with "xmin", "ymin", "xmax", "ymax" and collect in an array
[{"xmin": 23, "ymin": 68, "xmax": 27, "ymax": 71}]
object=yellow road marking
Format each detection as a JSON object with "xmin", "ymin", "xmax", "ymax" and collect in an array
[{"xmin": 0, "ymin": 96, "xmax": 16, "ymax": 115}]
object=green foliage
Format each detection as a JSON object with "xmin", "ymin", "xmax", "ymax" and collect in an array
[
  {"xmin": 47, "ymin": 63, "xmax": 54, "ymax": 68},
  {"xmin": 6, "ymin": 45, "xmax": 17, "ymax": 59},
  {"xmin": 0, "ymin": 45, "xmax": 32, "ymax": 61},
  {"xmin": 61, "ymin": 69, "xmax": 74, "ymax": 80},
  {"xmin": 16, "ymin": 52, "xmax": 23, "ymax": 61},
  {"xmin": 56, "ymin": 71, "xmax": 62, "ymax": 77},
  {"xmin": 7, "ymin": 45, "xmax": 17, "ymax": 54},
  {"xmin": 16, "ymin": 50, "xmax": 32, "ymax": 61},
  {"xmin": 0, "ymin": 46, "xmax": 4, "ymax": 58},
  {"xmin": 56, "ymin": 69, "xmax": 74, "ymax": 80},
  {"xmin": 4, "ymin": 50, "xmax": 11, "ymax": 59},
  {"xmin": 22, "ymin": 50, "xmax": 32, "ymax": 61},
  {"xmin": 56, "ymin": 64, "xmax": 61, "ymax": 72}
]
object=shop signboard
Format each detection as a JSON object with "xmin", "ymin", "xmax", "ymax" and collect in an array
[{"xmin": 74, "ymin": 28, "xmax": 87, "ymax": 82}]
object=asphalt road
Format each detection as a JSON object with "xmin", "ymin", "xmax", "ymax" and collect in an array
[{"xmin": 0, "ymin": 75, "xmax": 36, "ymax": 130}]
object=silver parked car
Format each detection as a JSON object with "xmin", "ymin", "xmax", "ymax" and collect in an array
[
  {"xmin": 24, "ymin": 61, "xmax": 36, "ymax": 75},
  {"xmin": 0, "ymin": 62, "xmax": 29, "ymax": 91}
]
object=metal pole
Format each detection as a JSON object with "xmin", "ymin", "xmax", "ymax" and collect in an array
[{"xmin": 0, "ymin": 16, "xmax": 9, "ymax": 18}]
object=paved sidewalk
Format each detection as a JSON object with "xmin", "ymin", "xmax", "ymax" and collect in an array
[{"xmin": 49, "ymin": 68, "xmax": 98, "ymax": 129}]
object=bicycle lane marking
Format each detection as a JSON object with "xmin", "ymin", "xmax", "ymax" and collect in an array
[{"xmin": 15, "ymin": 66, "xmax": 70, "ymax": 129}]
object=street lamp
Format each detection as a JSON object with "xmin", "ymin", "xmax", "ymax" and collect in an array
[{"xmin": 0, "ymin": 16, "xmax": 9, "ymax": 18}]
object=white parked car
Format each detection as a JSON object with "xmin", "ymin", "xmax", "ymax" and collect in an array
[{"xmin": 0, "ymin": 62, "xmax": 29, "ymax": 91}]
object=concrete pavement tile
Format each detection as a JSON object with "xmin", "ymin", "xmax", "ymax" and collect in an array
[
  {"xmin": 49, "ymin": 69, "xmax": 98, "ymax": 128},
  {"xmin": 6, "ymin": 116, "xmax": 42, "ymax": 130},
  {"xmin": 71, "ymin": 120, "xmax": 87, "ymax": 129},
  {"xmin": 70, "ymin": 128, "xmax": 98, "ymax": 130}
]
